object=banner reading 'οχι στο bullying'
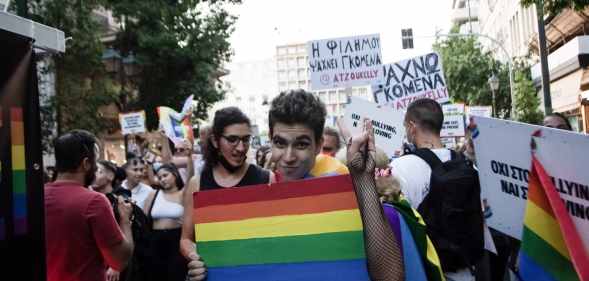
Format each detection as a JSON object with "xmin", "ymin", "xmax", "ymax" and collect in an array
[
  {"xmin": 308, "ymin": 34, "xmax": 382, "ymax": 91},
  {"xmin": 472, "ymin": 116, "xmax": 589, "ymax": 256},
  {"xmin": 343, "ymin": 97, "xmax": 405, "ymax": 159},
  {"xmin": 373, "ymin": 52, "xmax": 449, "ymax": 111}
]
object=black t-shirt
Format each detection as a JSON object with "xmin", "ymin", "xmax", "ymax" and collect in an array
[{"xmin": 200, "ymin": 164, "xmax": 270, "ymax": 191}]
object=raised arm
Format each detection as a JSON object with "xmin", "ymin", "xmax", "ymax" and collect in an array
[{"xmin": 346, "ymin": 120, "xmax": 403, "ymax": 281}]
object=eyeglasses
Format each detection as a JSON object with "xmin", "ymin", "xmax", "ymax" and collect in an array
[{"xmin": 220, "ymin": 135, "xmax": 251, "ymax": 146}]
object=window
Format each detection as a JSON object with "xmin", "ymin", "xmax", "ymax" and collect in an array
[
  {"xmin": 297, "ymin": 56, "xmax": 305, "ymax": 67},
  {"xmin": 278, "ymin": 47, "xmax": 287, "ymax": 55},
  {"xmin": 288, "ymin": 58, "xmax": 296, "ymax": 68},
  {"xmin": 402, "ymin": 28, "xmax": 414, "ymax": 49},
  {"xmin": 328, "ymin": 91, "xmax": 337, "ymax": 104},
  {"xmin": 278, "ymin": 70, "xmax": 287, "ymax": 81},
  {"xmin": 277, "ymin": 59, "xmax": 286, "ymax": 70}
]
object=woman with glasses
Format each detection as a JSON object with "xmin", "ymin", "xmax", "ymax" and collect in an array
[{"xmin": 179, "ymin": 107, "xmax": 275, "ymax": 280}]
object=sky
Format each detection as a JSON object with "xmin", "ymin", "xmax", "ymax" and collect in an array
[{"xmin": 226, "ymin": 0, "xmax": 454, "ymax": 64}]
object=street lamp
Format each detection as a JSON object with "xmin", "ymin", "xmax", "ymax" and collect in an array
[{"xmin": 488, "ymin": 73, "xmax": 500, "ymax": 117}]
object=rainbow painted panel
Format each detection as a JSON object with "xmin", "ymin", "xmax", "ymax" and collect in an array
[
  {"xmin": 10, "ymin": 108, "xmax": 27, "ymax": 235},
  {"xmin": 194, "ymin": 175, "xmax": 370, "ymax": 281},
  {"xmin": 0, "ymin": 106, "xmax": 4, "ymax": 240}
]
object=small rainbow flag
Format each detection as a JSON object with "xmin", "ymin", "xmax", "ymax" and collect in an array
[
  {"xmin": 194, "ymin": 175, "xmax": 371, "ymax": 281},
  {"xmin": 157, "ymin": 106, "xmax": 193, "ymax": 143},
  {"xmin": 519, "ymin": 156, "xmax": 589, "ymax": 281}
]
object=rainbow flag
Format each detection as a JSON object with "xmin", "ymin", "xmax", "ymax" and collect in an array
[
  {"xmin": 194, "ymin": 175, "xmax": 371, "ymax": 281},
  {"xmin": 157, "ymin": 106, "xmax": 193, "ymax": 143},
  {"xmin": 519, "ymin": 156, "xmax": 589, "ymax": 281}
]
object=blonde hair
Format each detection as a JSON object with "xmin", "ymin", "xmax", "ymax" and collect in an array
[{"xmin": 374, "ymin": 146, "xmax": 390, "ymax": 169}]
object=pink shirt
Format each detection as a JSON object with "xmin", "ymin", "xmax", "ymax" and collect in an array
[{"xmin": 45, "ymin": 181, "xmax": 124, "ymax": 281}]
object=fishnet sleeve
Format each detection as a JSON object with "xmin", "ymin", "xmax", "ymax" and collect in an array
[{"xmin": 349, "ymin": 150, "xmax": 404, "ymax": 281}]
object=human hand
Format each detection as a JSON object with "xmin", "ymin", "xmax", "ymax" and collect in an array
[
  {"xmin": 116, "ymin": 196, "xmax": 133, "ymax": 224},
  {"xmin": 187, "ymin": 252, "xmax": 207, "ymax": 281},
  {"xmin": 346, "ymin": 119, "xmax": 376, "ymax": 173},
  {"xmin": 336, "ymin": 117, "xmax": 352, "ymax": 141},
  {"xmin": 106, "ymin": 267, "xmax": 120, "ymax": 281}
]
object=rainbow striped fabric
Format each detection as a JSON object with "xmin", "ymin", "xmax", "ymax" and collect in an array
[
  {"xmin": 157, "ymin": 106, "xmax": 193, "ymax": 142},
  {"xmin": 519, "ymin": 156, "xmax": 589, "ymax": 281},
  {"xmin": 194, "ymin": 175, "xmax": 371, "ymax": 281}
]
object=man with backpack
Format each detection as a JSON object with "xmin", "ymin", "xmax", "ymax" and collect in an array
[{"xmin": 389, "ymin": 98, "xmax": 484, "ymax": 281}]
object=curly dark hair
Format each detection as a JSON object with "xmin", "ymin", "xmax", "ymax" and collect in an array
[
  {"xmin": 269, "ymin": 89, "xmax": 327, "ymax": 142},
  {"xmin": 205, "ymin": 107, "xmax": 251, "ymax": 168}
]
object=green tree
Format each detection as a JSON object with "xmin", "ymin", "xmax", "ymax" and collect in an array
[
  {"xmin": 433, "ymin": 33, "xmax": 512, "ymax": 118},
  {"xmin": 106, "ymin": 0, "xmax": 241, "ymax": 129},
  {"xmin": 521, "ymin": 0, "xmax": 589, "ymax": 16},
  {"xmin": 27, "ymin": 0, "xmax": 119, "ymax": 148},
  {"xmin": 513, "ymin": 63, "xmax": 544, "ymax": 124}
]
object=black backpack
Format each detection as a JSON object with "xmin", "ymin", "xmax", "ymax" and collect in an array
[
  {"xmin": 412, "ymin": 148, "xmax": 484, "ymax": 272},
  {"xmin": 106, "ymin": 193, "xmax": 152, "ymax": 281}
]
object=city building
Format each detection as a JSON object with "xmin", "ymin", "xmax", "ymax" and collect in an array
[
  {"xmin": 478, "ymin": 0, "xmax": 538, "ymax": 59},
  {"xmin": 208, "ymin": 59, "xmax": 278, "ymax": 137},
  {"xmin": 451, "ymin": 0, "xmax": 480, "ymax": 34},
  {"xmin": 529, "ymin": 7, "xmax": 589, "ymax": 132},
  {"xmin": 275, "ymin": 43, "xmax": 372, "ymax": 124}
]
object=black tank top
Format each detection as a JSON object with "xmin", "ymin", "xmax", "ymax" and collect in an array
[{"xmin": 200, "ymin": 164, "xmax": 270, "ymax": 191}]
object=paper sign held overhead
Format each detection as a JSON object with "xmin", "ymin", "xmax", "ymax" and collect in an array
[
  {"xmin": 440, "ymin": 104, "xmax": 465, "ymax": 137},
  {"xmin": 343, "ymin": 97, "xmax": 405, "ymax": 158},
  {"xmin": 373, "ymin": 52, "xmax": 449, "ymax": 111},
  {"xmin": 308, "ymin": 34, "xmax": 383, "ymax": 91},
  {"xmin": 119, "ymin": 111, "xmax": 146, "ymax": 135}
]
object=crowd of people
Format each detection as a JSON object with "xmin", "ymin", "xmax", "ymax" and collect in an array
[{"xmin": 43, "ymin": 89, "xmax": 575, "ymax": 281}]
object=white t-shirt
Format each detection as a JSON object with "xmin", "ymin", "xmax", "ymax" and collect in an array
[
  {"xmin": 121, "ymin": 181, "xmax": 154, "ymax": 211},
  {"xmin": 389, "ymin": 148, "xmax": 451, "ymax": 209}
]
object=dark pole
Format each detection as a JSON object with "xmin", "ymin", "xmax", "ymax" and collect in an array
[{"xmin": 536, "ymin": 0, "xmax": 552, "ymax": 114}]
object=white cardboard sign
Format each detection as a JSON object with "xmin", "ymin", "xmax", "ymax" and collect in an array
[
  {"xmin": 441, "ymin": 104, "xmax": 465, "ymax": 137},
  {"xmin": 466, "ymin": 106, "xmax": 492, "ymax": 126},
  {"xmin": 373, "ymin": 52, "xmax": 449, "ymax": 111},
  {"xmin": 119, "ymin": 111, "xmax": 146, "ymax": 135},
  {"xmin": 308, "ymin": 34, "xmax": 382, "ymax": 91},
  {"xmin": 344, "ymin": 97, "xmax": 405, "ymax": 158},
  {"xmin": 473, "ymin": 116, "xmax": 589, "ymax": 254}
]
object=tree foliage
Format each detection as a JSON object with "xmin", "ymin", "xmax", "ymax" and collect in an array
[
  {"xmin": 513, "ymin": 63, "xmax": 544, "ymax": 124},
  {"xmin": 521, "ymin": 0, "xmax": 589, "ymax": 16},
  {"xmin": 106, "ymin": 0, "xmax": 241, "ymax": 129},
  {"xmin": 28, "ymin": 0, "xmax": 119, "ymax": 151},
  {"xmin": 433, "ymin": 34, "xmax": 512, "ymax": 118}
]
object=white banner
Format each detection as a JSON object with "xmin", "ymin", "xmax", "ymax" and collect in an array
[
  {"xmin": 473, "ymin": 116, "xmax": 589, "ymax": 254},
  {"xmin": 119, "ymin": 111, "xmax": 146, "ymax": 135},
  {"xmin": 441, "ymin": 137, "xmax": 457, "ymax": 149},
  {"xmin": 373, "ymin": 52, "xmax": 449, "ymax": 111},
  {"xmin": 441, "ymin": 104, "xmax": 465, "ymax": 137},
  {"xmin": 344, "ymin": 97, "xmax": 405, "ymax": 158},
  {"xmin": 466, "ymin": 106, "xmax": 492, "ymax": 126},
  {"xmin": 308, "ymin": 34, "xmax": 382, "ymax": 91}
]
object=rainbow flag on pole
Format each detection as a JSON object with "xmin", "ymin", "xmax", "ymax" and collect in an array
[
  {"xmin": 519, "ymin": 156, "xmax": 589, "ymax": 281},
  {"xmin": 194, "ymin": 175, "xmax": 371, "ymax": 281}
]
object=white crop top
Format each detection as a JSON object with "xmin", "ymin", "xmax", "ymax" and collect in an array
[{"xmin": 150, "ymin": 192, "xmax": 184, "ymax": 224}]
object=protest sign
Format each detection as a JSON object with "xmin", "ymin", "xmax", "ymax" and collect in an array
[
  {"xmin": 344, "ymin": 97, "xmax": 405, "ymax": 158},
  {"xmin": 193, "ymin": 175, "xmax": 371, "ymax": 281},
  {"xmin": 473, "ymin": 116, "xmax": 589, "ymax": 254},
  {"xmin": 373, "ymin": 52, "xmax": 449, "ymax": 111},
  {"xmin": 466, "ymin": 106, "xmax": 492, "ymax": 126},
  {"xmin": 441, "ymin": 137, "xmax": 457, "ymax": 149},
  {"xmin": 440, "ymin": 104, "xmax": 465, "ymax": 137},
  {"xmin": 118, "ymin": 111, "xmax": 146, "ymax": 135},
  {"xmin": 308, "ymin": 34, "xmax": 382, "ymax": 91}
]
